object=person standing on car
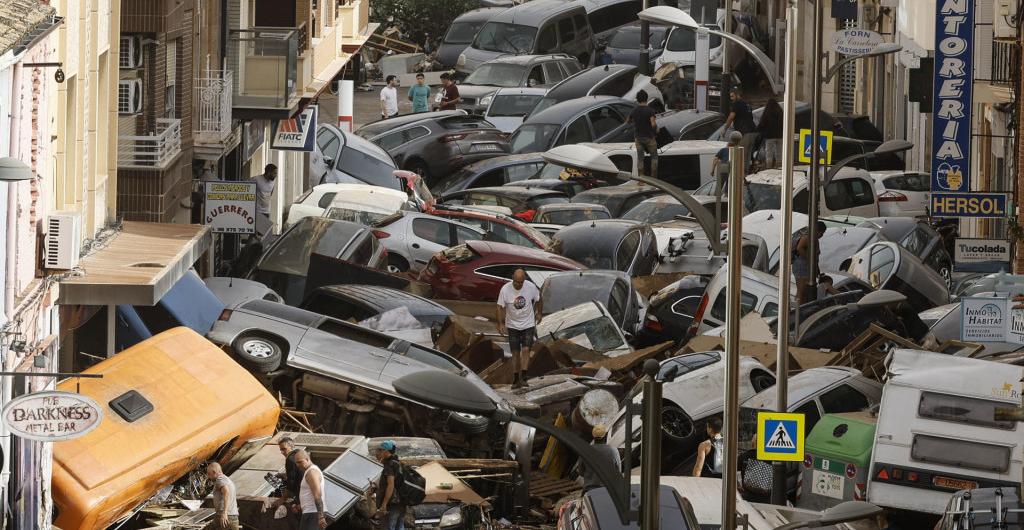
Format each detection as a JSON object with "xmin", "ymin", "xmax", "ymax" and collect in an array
[
  {"xmin": 375, "ymin": 440, "xmax": 406, "ymax": 530},
  {"xmin": 710, "ymin": 131, "xmax": 743, "ymax": 194},
  {"xmin": 381, "ymin": 75, "xmax": 400, "ymax": 119},
  {"xmin": 497, "ymin": 268, "xmax": 542, "ymax": 389},
  {"xmin": 795, "ymin": 221, "xmax": 827, "ymax": 304},
  {"xmin": 628, "ymin": 90, "xmax": 658, "ymax": 179},
  {"xmin": 693, "ymin": 417, "xmax": 724, "ymax": 478},
  {"xmin": 438, "ymin": 73, "xmax": 460, "ymax": 111},
  {"xmin": 295, "ymin": 449, "xmax": 328, "ymax": 530},
  {"xmin": 408, "ymin": 73, "xmax": 431, "ymax": 113},
  {"xmin": 758, "ymin": 97, "xmax": 783, "ymax": 169},
  {"xmin": 580, "ymin": 425, "xmax": 622, "ymax": 492},
  {"xmin": 722, "ymin": 86, "xmax": 756, "ymax": 171},
  {"xmin": 205, "ymin": 463, "xmax": 240, "ymax": 530},
  {"xmin": 253, "ymin": 163, "xmax": 277, "ymax": 217}
]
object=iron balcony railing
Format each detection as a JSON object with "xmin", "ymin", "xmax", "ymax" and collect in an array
[{"xmin": 117, "ymin": 118, "xmax": 182, "ymax": 169}]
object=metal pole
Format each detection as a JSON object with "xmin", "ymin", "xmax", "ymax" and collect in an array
[
  {"xmin": 806, "ymin": 0, "xmax": 824, "ymax": 304},
  {"xmin": 640, "ymin": 360, "xmax": 662, "ymax": 530},
  {"xmin": 771, "ymin": 0, "xmax": 799, "ymax": 506},
  {"xmin": 722, "ymin": 145, "xmax": 744, "ymax": 529},
  {"xmin": 639, "ymin": 0, "xmax": 651, "ymax": 75},
  {"xmin": 720, "ymin": 0, "xmax": 732, "ymax": 112},
  {"xmin": 106, "ymin": 304, "xmax": 116, "ymax": 358}
]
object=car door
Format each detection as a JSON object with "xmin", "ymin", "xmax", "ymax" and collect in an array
[
  {"xmin": 541, "ymin": 62, "xmax": 566, "ymax": 86},
  {"xmin": 410, "ymin": 216, "xmax": 456, "ymax": 267},
  {"xmin": 614, "ymin": 230, "xmax": 641, "ymax": 275},
  {"xmin": 823, "ymin": 177, "xmax": 878, "ymax": 217},
  {"xmin": 588, "ymin": 106, "xmax": 626, "ymax": 143},
  {"xmin": 556, "ymin": 115, "xmax": 595, "ymax": 146},
  {"xmin": 526, "ymin": 64, "xmax": 547, "ymax": 88}
]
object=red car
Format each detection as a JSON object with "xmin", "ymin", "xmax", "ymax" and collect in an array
[
  {"xmin": 419, "ymin": 240, "xmax": 584, "ymax": 301},
  {"xmin": 427, "ymin": 205, "xmax": 552, "ymax": 250}
]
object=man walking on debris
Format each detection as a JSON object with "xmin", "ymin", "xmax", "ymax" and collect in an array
[
  {"xmin": 374, "ymin": 440, "xmax": 406, "ymax": 530},
  {"xmin": 497, "ymin": 268, "xmax": 542, "ymax": 389},
  {"xmin": 295, "ymin": 449, "xmax": 328, "ymax": 530},
  {"xmin": 205, "ymin": 463, "xmax": 240, "ymax": 530}
]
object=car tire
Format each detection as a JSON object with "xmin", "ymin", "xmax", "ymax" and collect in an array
[
  {"xmin": 447, "ymin": 411, "xmax": 491, "ymax": 434},
  {"xmin": 387, "ymin": 255, "xmax": 410, "ymax": 273},
  {"xmin": 939, "ymin": 264, "xmax": 952, "ymax": 289},
  {"xmin": 751, "ymin": 373, "xmax": 775, "ymax": 392},
  {"xmin": 406, "ymin": 160, "xmax": 430, "ymax": 181},
  {"xmin": 661, "ymin": 404, "xmax": 695, "ymax": 441},
  {"xmin": 233, "ymin": 333, "xmax": 284, "ymax": 373}
]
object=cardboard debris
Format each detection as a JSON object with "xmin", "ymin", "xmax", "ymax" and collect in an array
[
  {"xmin": 437, "ymin": 299, "xmax": 499, "ymax": 321},
  {"xmin": 829, "ymin": 324, "xmax": 919, "ymax": 381},
  {"xmin": 681, "ymin": 336, "xmax": 838, "ymax": 373},
  {"xmin": 582, "ymin": 341, "xmax": 676, "ymax": 378},
  {"xmin": 738, "ymin": 312, "xmax": 774, "ymax": 343},
  {"xmin": 632, "ymin": 272, "xmax": 693, "ymax": 298},
  {"xmin": 435, "ymin": 315, "xmax": 502, "ymax": 355},
  {"xmin": 417, "ymin": 462, "xmax": 490, "ymax": 506}
]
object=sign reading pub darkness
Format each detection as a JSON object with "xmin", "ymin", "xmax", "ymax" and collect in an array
[
  {"xmin": 930, "ymin": 0, "xmax": 974, "ymax": 209},
  {"xmin": 2, "ymin": 391, "xmax": 103, "ymax": 442}
]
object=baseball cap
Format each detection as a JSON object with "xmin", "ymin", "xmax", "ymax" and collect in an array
[{"xmin": 379, "ymin": 440, "xmax": 397, "ymax": 451}]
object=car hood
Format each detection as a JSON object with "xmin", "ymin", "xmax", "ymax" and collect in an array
[
  {"xmin": 437, "ymin": 43, "xmax": 469, "ymax": 68},
  {"xmin": 457, "ymin": 84, "xmax": 503, "ymax": 99}
]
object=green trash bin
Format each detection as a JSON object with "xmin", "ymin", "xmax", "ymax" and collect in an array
[{"xmin": 796, "ymin": 412, "xmax": 876, "ymax": 511}]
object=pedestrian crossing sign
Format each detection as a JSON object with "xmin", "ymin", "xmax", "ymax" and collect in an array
[
  {"xmin": 798, "ymin": 129, "xmax": 833, "ymax": 164},
  {"xmin": 756, "ymin": 412, "xmax": 805, "ymax": 462}
]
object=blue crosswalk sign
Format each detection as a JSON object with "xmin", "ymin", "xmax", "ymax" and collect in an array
[
  {"xmin": 756, "ymin": 412, "xmax": 805, "ymax": 461},
  {"xmin": 798, "ymin": 129, "xmax": 833, "ymax": 164}
]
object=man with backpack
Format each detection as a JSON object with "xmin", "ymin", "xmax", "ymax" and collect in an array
[{"xmin": 374, "ymin": 439, "xmax": 426, "ymax": 530}]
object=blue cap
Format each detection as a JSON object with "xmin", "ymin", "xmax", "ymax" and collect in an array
[{"xmin": 379, "ymin": 440, "xmax": 397, "ymax": 451}]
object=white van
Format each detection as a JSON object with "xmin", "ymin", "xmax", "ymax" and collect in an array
[
  {"xmin": 572, "ymin": 140, "xmax": 725, "ymax": 191},
  {"xmin": 690, "ymin": 265, "xmax": 789, "ymax": 334},
  {"xmin": 286, "ymin": 183, "xmax": 408, "ymax": 227},
  {"xmin": 868, "ymin": 349, "xmax": 1024, "ymax": 515},
  {"xmin": 740, "ymin": 166, "xmax": 881, "ymax": 219},
  {"xmin": 654, "ymin": 11, "xmax": 726, "ymax": 70}
]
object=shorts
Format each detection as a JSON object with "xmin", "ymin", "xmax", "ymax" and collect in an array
[
  {"xmin": 299, "ymin": 513, "xmax": 321, "ymax": 530},
  {"xmin": 508, "ymin": 326, "xmax": 536, "ymax": 352}
]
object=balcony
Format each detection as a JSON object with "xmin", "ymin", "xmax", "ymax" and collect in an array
[
  {"xmin": 228, "ymin": 27, "xmax": 300, "ymax": 119},
  {"xmin": 992, "ymin": 40, "xmax": 1018, "ymax": 86},
  {"xmin": 194, "ymin": 70, "xmax": 241, "ymax": 158},
  {"xmin": 117, "ymin": 118, "xmax": 182, "ymax": 170}
]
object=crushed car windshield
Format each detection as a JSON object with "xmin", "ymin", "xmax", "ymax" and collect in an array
[{"xmin": 544, "ymin": 316, "xmax": 626, "ymax": 352}]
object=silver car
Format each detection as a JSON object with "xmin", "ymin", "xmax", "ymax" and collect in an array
[
  {"xmin": 372, "ymin": 211, "xmax": 487, "ymax": 273},
  {"xmin": 206, "ymin": 299, "xmax": 511, "ymax": 433}
]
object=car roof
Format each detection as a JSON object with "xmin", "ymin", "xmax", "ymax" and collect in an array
[
  {"xmin": 857, "ymin": 216, "xmax": 920, "ymax": 241},
  {"xmin": 656, "ymin": 109, "xmax": 724, "ymax": 128},
  {"xmin": 452, "ymin": 6, "xmax": 507, "ymax": 22},
  {"xmin": 582, "ymin": 139, "xmax": 724, "ymax": 154},
  {"xmin": 543, "ymin": 269, "xmax": 629, "ymax": 285},
  {"xmin": 464, "ymin": 240, "xmax": 582, "ymax": 266},
  {"xmin": 574, "ymin": 184, "xmax": 661, "ymax": 198},
  {"xmin": 494, "ymin": 86, "xmax": 550, "ymax": 96},
  {"xmin": 544, "ymin": 64, "xmax": 637, "ymax": 100},
  {"xmin": 744, "ymin": 367, "xmax": 863, "ymax": 409},
  {"xmin": 312, "ymin": 284, "xmax": 452, "ymax": 315},
  {"xmin": 467, "ymin": 186, "xmax": 567, "ymax": 198},
  {"xmin": 491, "ymin": 0, "xmax": 585, "ymax": 25},
  {"xmin": 536, "ymin": 202, "xmax": 609, "ymax": 212},
  {"xmin": 460, "ymin": 153, "xmax": 546, "ymax": 172},
  {"xmin": 485, "ymin": 53, "xmax": 572, "ymax": 65},
  {"xmin": 508, "ymin": 179, "xmax": 570, "ymax": 189},
  {"xmin": 553, "ymin": 219, "xmax": 642, "ymax": 252},
  {"xmin": 584, "ymin": 485, "xmax": 688, "ymax": 530},
  {"xmin": 524, "ymin": 95, "xmax": 629, "ymax": 124},
  {"xmin": 355, "ymin": 110, "xmax": 466, "ymax": 138}
]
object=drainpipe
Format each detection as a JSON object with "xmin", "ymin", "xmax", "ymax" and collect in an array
[{"xmin": 6, "ymin": 61, "xmax": 22, "ymax": 319}]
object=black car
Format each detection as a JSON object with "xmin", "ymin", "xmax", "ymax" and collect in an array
[
  {"xmin": 558, "ymin": 485, "xmax": 698, "ymax": 530},
  {"xmin": 250, "ymin": 218, "xmax": 387, "ymax": 305},
  {"xmin": 540, "ymin": 270, "xmax": 641, "ymax": 334},
  {"xmin": 529, "ymin": 65, "xmax": 657, "ymax": 116},
  {"xmin": 509, "ymin": 96, "xmax": 635, "ymax": 154},
  {"xmin": 551, "ymin": 219, "xmax": 658, "ymax": 277},
  {"xmin": 571, "ymin": 183, "xmax": 665, "ymax": 217},
  {"xmin": 355, "ymin": 112, "xmax": 509, "ymax": 186},
  {"xmin": 441, "ymin": 186, "xmax": 569, "ymax": 221},
  {"xmin": 431, "ymin": 153, "xmax": 548, "ymax": 196},
  {"xmin": 602, "ymin": 22, "xmax": 669, "ymax": 69},
  {"xmin": 795, "ymin": 290, "xmax": 931, "ymax": 351},
  {"xmin": 656, "ymin": 109, "xmax": 725, "ymax": 141},
  {"xmin": 300, "ymin": 285, "xmax": 454, "ymax": 332},
  {"xmin": 637, "ymin": 275, "xmax": 710, "ymax": 346},
  {"xmin": 857, "ymin": 217, "xmax": 954, "ymax": 286},
  {"xmin": 437, "ymin": 8, "xmax": 506, "ymax": 69}
]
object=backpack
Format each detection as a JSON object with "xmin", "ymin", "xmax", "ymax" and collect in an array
[
  {"xmin": 710, "ymin": 435, "xmax": 725, "ymax": 475},
  {"xmin": 396, "ymin": 463, "xmax": 427, "ymax": 506}
]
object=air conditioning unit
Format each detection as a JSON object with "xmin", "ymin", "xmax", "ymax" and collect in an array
[
  {"xmin": 44, "ymin": 211, "xmax": 82, "ymax": 270},
  {"xmin": 119, "ymin": 35, "xmax": 143, "ymax": 69},
  {"xmin": 994, "ymin": 0, "xmax": 1018, "ymax": 40}
]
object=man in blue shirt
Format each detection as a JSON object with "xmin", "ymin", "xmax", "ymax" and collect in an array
[{"xmin": 407, "ymin": 73, "xmax": 431, "ymax": 113}]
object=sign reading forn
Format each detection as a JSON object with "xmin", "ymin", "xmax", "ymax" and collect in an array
[
  {"xmin": 204, "ymin": 182, "xmax": 257, "ymax": 234},
  {"xmin": 2, "ymin": 391, "xmax": 102, "ymax": 442},
  {"xmin": 830, "ymin": 29, "xmax": 884, "ymax": 56},
  {"xmin": 930, "ymin": 0, "xmax": 974, "ymax": 202}
]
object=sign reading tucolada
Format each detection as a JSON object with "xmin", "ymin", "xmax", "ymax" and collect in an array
[{"xmin": 830, "ymin": 29, "xmax": 884, "ymax": 56}]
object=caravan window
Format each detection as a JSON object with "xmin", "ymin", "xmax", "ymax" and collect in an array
[
  {"xmin": 918, "ymin": 391, "xmax": 1017, "ymax": 430},
  {"xmin": 911, "ymin": 434, "xmax": 1011, "ymax": 473}
]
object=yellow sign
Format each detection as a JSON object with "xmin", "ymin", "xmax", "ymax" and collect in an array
[
  {"xmin": 797, "ymin": 129, "xmax": 833, "ymax": 164},
  {"xmin": 756, "ymin": 411, "xmax": 805, "ymax": 462}
]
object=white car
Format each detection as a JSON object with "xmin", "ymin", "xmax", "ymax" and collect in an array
[
  {"xmin": 321, "ymin": 185, "xmax": 411, "ymax": 226},
  {"xmin": 535, "ymin": 301, "xmax": 633, "ymax": 358},
  {"xmin": 484, "ymin": 87, "xmax": 549, "ymax": 133},
  {"xmin": 372, "ymin": 211, "xmax": 486, "ymax": 273},
  {"xmin": 286, "ymin": 183, "xmax": 408, "ymax": 227},
  {"xmin": 654, "ymin": 11, "xmax": 725, "ymax": 69},
  {"xmin": 871, "ymin": 170, "xmax": 930, "ymax": 217}
]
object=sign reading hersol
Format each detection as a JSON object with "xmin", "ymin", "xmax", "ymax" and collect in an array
[
  {"xmin": 2, "ymin": 391, "xmax": 103, "ymax": 442},
  {"xmin": 204, "ymin": 181, "xmax": 257, "ymax": 234}
]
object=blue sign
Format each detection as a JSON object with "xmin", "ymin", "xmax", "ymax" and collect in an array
[
  {"xmin": 931, "ymin": 192, "xmax": 1008, "ymax": 218},
  {"xmin": 930, "ymin": 0, "xmax": 974, "ymax": 198}
]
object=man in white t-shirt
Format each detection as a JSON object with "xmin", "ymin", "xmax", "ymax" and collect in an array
[
  {"xmin": 496, "ymin": 268, "xmax": 542, "ymax": 389},
  {"xmin": 380, "ymin": 75, "xmax": 399, "ymax": 119}
]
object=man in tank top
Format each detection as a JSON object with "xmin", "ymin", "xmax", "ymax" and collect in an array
[
  {"xmin": 295, "ymin": 449, "xmax": 327, "ymax": 530},
  {"xmin": 205, "ymin": 462, "xmax": 239, "ymax": 530}
]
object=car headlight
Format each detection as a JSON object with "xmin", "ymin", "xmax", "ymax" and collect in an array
[
  {"xmin": 457, "ymin": 54, "xmax": 467, "ymax": 67},
  {"xmin": 479, "ymin": 94, "xmax": 493, "ymax": 107},
  {"xmin": 440, "ymin": 507, "xmax": 463, "ymax": 528}
]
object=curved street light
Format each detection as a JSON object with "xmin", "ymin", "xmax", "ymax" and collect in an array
[{"xmin": 772, "ymin": 500, "xmax": 882, "ymax": 530}]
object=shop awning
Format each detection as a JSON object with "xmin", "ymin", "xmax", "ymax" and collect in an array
[{"xmin": 59, "ymin": 222, "xmax": 212, "ymax": 306}]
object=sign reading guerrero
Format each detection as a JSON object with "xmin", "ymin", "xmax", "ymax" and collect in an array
[
  {"xmin": 930, "ymin": 0, "xmax": 974, "ymax": 212},
  {"xmin": 2, "ymin": 391, "xmax": 102, "ymax": 441},
  {"xmin": 204, "ymin": 182, "xmax": 257, "ymax": 234}
]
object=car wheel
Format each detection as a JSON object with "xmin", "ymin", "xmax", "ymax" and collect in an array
[
  {"xmin": 939, "ymin": 264, "xmax": 952, "ymax": 289},
  {"xmin": 406, "ymin": 160, "xmax": 430, "ymax": 181},
  {"xmin": 751, "ymin": 373, "xmax": 775, "ymax": 392},
  {"xmin": 232, "ymin": 333, "xmax": 284, "ymax": 373},
  {"xmin": 661, "ymin": 404, "xmax": 694, "ymax": 441},
  {"xmin": 387, "ymin": 255, "xmax": 410, "ymax": 273},
  {"xmin": 447, "ymin": 411, "xmax": 491, "ymax": 434}
]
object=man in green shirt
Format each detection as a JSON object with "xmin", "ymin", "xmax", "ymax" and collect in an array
[{"xmin": 408, "ymin": 73, "xmax": 431, "ymax": 113}]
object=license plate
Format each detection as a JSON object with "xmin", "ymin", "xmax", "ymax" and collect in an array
[
  {"xmin": 471, "ymin": 143, "xmax": 501, "ymax": 153},
  {"xmin": 811, "ymin": 470, "xmax": 845, "ymax": 500},
  {"xmin": 933, "ymin": 476, "xmax": 978, "ymax": 491}
]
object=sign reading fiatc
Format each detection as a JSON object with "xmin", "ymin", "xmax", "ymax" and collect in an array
[{"xmin": 2, "ymin": 391, "xmax": 103, "ymax": 442}]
